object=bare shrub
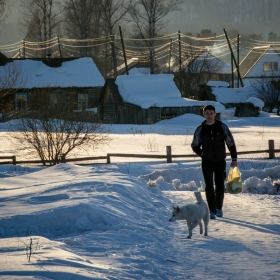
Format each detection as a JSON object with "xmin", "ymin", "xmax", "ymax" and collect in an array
[
  {"xmin": 8, "ymin": 101, "xmax": 111, "ymax": 165},
  {"xmin": 251, "ymin": 73, "xmax": 280, "ymax": 111},
  {"xmin": 142, "ymin": 137, "xmax": 159, "ymax": 152}
]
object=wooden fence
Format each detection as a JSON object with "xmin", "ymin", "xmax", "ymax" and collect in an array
[{"xmin": 0, "ymin": 140, "xmax": 279, "ymax": 165}]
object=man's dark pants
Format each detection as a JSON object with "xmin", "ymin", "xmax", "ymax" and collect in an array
[{"xmin": 201, "ymin": 159, "xmax": 226, "ymax": 214}]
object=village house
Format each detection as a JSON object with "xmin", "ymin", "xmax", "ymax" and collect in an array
[
  {"xmin": 0, "ymin": 57, "xmax": 105, "ymax": 120},
  {"xmin": 236, "ymin": 45, "xmax": 280, "ymax": 86},
  {"xmin": 172, "ymin": 50, "xmax": 232, "ymax": 84},
  {"xmin": 203, "ymin": 81, "xmax": 264, "ymax": 117},
  {"xmin": 99, "ymin": 74, "xmax": 224, "ymax": 124}
]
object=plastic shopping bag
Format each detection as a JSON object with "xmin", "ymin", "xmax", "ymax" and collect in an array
[{"xmin": 226, "ymin": 166, "xmax": 242, "ymax": 194}]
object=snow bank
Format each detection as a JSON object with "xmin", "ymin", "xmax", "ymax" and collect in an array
[
  {"xmin": 0, "ymin": 164, "xmax": 172, "ymax": 239},
  {"xmin": 140, "ymin": 165, "xmax": 280, "ymax": 195}
]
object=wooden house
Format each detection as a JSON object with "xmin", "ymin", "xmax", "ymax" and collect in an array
[
  {"xmin": 172, "ymin": 50, "xmax": 232, "ymax": 84},
  {"xmin": 99, "ymin": 74, "xmax": 224, "ymax": 124},
  {"xmin": 0, "ymin": 57, "xmax": 105, "ymax": 118},
  {"xmin": 236, "ymin": 45, "xmax": 280, "ymax": 86},
  {"xmin": 203, "ymin": 81, "xmax": 264, "ymax": 117}
]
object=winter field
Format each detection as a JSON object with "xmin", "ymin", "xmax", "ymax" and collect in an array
[{"xmin": 0, "ymin": 109, "xmax": 280, "ymax": 279}]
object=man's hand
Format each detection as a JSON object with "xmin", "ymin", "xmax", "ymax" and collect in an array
[{"xmin": 231, "ymin": 160, "xmax": 237, "ymax": 167}]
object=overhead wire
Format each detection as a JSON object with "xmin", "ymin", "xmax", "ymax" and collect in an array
[
  {"xmin": 0, "ymin": 41, "xmax": 23, "ymax": 48},
  {"xmin": 61, "ymin": 41, "xmax": 108, "ymax": 48},
  {"xmin": 0, "ymin": 47, "xmax": 23, "ymax": 53},
  {"xmin": 244, "ymin": 37, "xmax": 280, "ymax": 44},
  {"xmin": 180, "ymin": 32, "xmax": 226, "ymax": 41},
  {"xmin": 1, "ymin": 33, "xmax": 278, "ymax": 71},
  {"xmin": 24, "ymin": 43, "xmax": 59, "ymax": 51},
  {"xmin": 24, "ymin": 37, "xmax": 58, "ymax": 45},
  {"xmin": 61, "ymin": 36, "xmax": 108, "ymax": 42}
]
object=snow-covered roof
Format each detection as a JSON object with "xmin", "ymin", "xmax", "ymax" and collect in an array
[
  {"xmin": 246, "ymin": 97, "xmax": 264, "ymax": 107},
  {"xmin": 111, "ymin": 58, "xmax": 152, "ymax": 76},
  {"xmin": 115, "ymin": 74, "xmax": 225, "ymax": 112},
  {"xmin": 210, "ymin": 85, "xmax": 260, "ymax": 104},
  {"xmin": 237, "ymin": 45, "xmax": 278, "ymax": 78},
  {"xmin": 0, "ymin": 57, "xmax": 105, "ymax": 88}
]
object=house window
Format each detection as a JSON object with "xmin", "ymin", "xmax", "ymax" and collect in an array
[
  {"xmin": 15, "ymin": 92, "xmax": 27, "ymax": 110},
  {"xmin": 263, "ymin": 62, "xmax": 278, "ymax": 71},
  {"xmin": 78, "ymin": 93, "xmax": 88, "ymax": 110}
]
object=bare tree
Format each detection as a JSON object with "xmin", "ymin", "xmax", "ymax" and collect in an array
[
  {"xmin": 129, "ymin": 0, "xmax": 182, "ymax": 74},
  {"xmin": 173, "ymin": 49, "xmax": 224, "ymax": 98},
  {"xmin": 0, "ymin": 61, "xmax": 25, "ymax": 114},
  {"xmin": 8, "ymin": 92, "xmax": 111, "ymax": 165},
  {"xmin": 0, "ymin": 0, "xmax": 8, "ymax": 25},
  {"xmin": 101, "ymin": 0, "xmax": 133, "ymax": 35},
  {"xmin": 251, "ymin": 73, "xmax": 280, "ymax": 111},
  {"xmin": 63, "ymin": 0, "xmax": 103, "ymax": 57},
  {"xmin": 100, "ymin": 0, "xmax": 134, "ymax": 76},
  {"xmin": 62, "ymin": 1, "xmax": 133, "ymax": 75},
  {"xmin": 19, "ymin": 0, "xmax": 62, "ymax": 56},
  {"xmin": 268, "ymin": 31, "xmax": 280, "ymax": 42}
]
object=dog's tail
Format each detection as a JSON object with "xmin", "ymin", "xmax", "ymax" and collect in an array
[{"xmin": 194, "ymin": 191, "xmax": 203, "ymax": 203}]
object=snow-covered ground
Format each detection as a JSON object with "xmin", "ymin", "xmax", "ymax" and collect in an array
[{"xmin": 0, "ymin": 110, "xmax": 280, "ymax": 279}]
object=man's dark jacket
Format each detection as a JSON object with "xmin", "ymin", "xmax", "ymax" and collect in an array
[{"xmin": 191, "ymin": 120, "xmax": 237, "ymax": 161}]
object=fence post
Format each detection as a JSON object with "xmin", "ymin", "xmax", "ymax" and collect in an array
[
  {"xmin": 61, "ymin": 154, "xmax": 66, "ymax": 163},
  {"xmin": 12, "ymin": 156, "xmax": 16, "ymax": 165},
  {"xmin": 166, "ymin": 146, "xmax": 172, "ymax": 163},
  {"xmin": 268, "ymin": 140, "xmax": 275, "ymax": 159},
  {"xmin": 107, "ymin": 154, "xmax": 111, "ymax": 164}
]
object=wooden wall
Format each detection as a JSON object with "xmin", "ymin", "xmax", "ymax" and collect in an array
[
  {"xmin": 26, "ymin": 87, "xmax": 103, "ymax": 110},
  {"xmin": 114, "ymin": 105, "xmax": 202, "ymax": 124},
  {"xmin": 235, "ymin": 103, "xmax": 259, "ymax": 117}
]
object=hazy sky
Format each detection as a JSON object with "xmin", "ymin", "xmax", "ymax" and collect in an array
[
  {"xmin": 0, "ymin": 0, "xmax": 278, "ymax": 46},
  {"xmin": 0, "ymin": 0, "xmax": 22, "ymax": 46}
]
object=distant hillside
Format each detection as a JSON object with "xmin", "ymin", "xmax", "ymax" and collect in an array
[{"xmin": 169, "ymin": 0, "xmax": 280, "ymax": 38}]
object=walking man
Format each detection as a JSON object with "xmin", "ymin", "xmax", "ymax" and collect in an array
[{"xmin": 191, "ymin": 105, "xmax": 237, "ymax": 219}]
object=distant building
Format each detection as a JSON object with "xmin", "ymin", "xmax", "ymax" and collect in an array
[
  {"xmin": 236, "ymin": 45, "xmax": 280, "ymax": 86},
  {"xmin": 172, "ymin": 50, "xmax": 232, "ymax": 84},
  {"xmin": 0, "ymin": 57, "xmax": 105, "ymax": 120},
  {"xmin": 203, "ymin": 81, "xmax": 264, "ymax": 117},
  {"xmin": 99, "ymin": 74, "xmax": 224, "ymax": 124},
  {"xmin": 107, "ymin": 58, "xmax": 159, "ymax": 77}
]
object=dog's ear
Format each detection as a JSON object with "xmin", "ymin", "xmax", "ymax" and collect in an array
[
  {"xmin": 173, "ymin": 206, "xmax": 177, "ymax": 210},
  {"xmin": 176, "ymin": 206, "xmax": 180, "ymax": 212}
]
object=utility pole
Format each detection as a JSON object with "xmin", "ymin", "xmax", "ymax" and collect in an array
[
  {"xmin": 168, "ymin": 38, "xmax": 172, "ymax": 74},
  {"xmin": 178, "ymin": 30, "xmax": 182, "ymax": 93},
  {"xmin": 119, "ymin": 26, "xmax": 129, "ymax": 75},
  {"xmin": 224, "ymin": 28, "xmax": 243, "ymax": 87},
  {"xmin": 231, "ymin": 54, "xmax": 234, "ymax": 88},
  {"xmin": 237, "ymin": 34, "xmax": 240, "ymax": 88},
  {"xmin": 57, "ymin": 36, "xmax": 62, "ymax": 58},
  {"xmin": 22, "ymin": 39, "xmax": 25, "ymax": 58},
  {"xmin": 110, "ymin": 34, "xmax": 117, "ymax": 77}
]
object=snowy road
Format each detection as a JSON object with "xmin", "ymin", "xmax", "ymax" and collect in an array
[{"xmin": 164, "ymin": 191, "xmax": 280, "ymax": 280}]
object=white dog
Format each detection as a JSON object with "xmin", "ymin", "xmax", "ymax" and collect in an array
[{"xmin": 169, "ymin": 191, "xmax": 209, "ymax": 239}]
